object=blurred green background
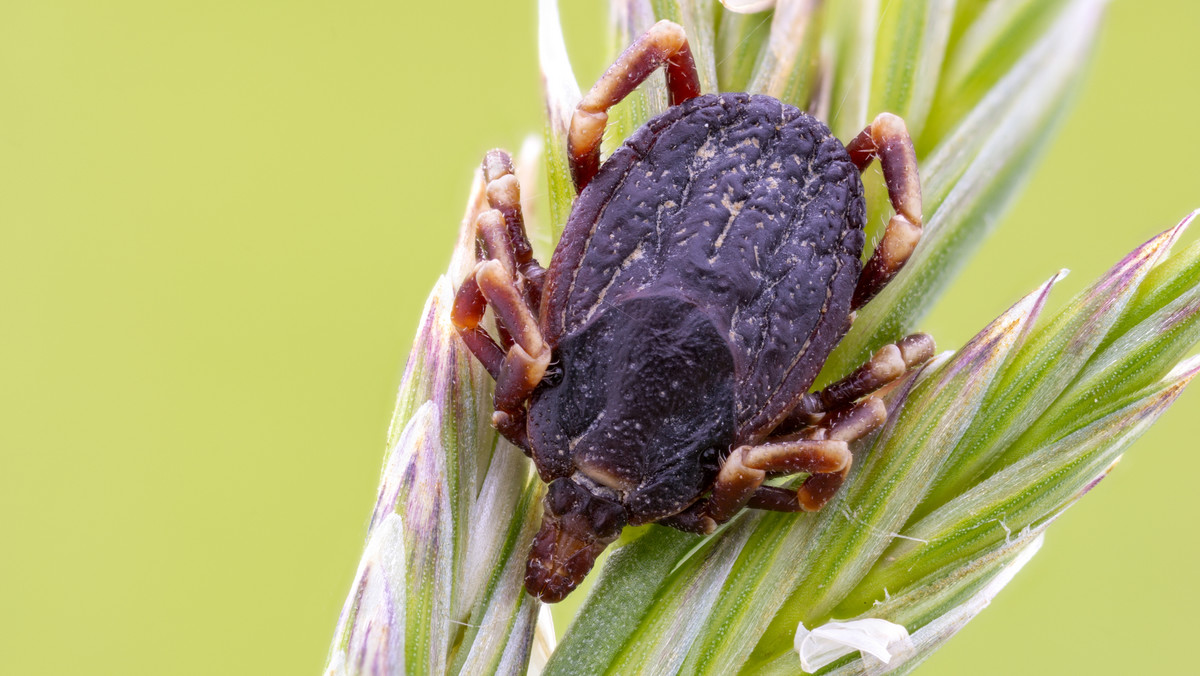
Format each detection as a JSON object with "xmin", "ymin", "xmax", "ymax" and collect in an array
[{"xmin": 1, "ymin": 2, "xmax": 1198, "ymax": 674}]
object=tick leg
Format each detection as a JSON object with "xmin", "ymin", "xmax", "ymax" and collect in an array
[
  {"xmin": 747, "ymin": 485, "xmax": 804, "ymax": 512},
  {"xmin": 569, "ymin": 20, "xmax": 702, "ymax": 192},
  {"xmin": 451, "ymin": 274, "xmax": 506, "ymax": 380},
  {"xmin": 482, "ymin": 149, "xmax": 545, "ymax": 312},
  {"xmin": 451, "ymin": 150, "xmax": 551, "ymax": 450},
  {"xmin": 451, "ymin": 260, "xmax": 549, "ymax": 451},
  {"xmin": 475, "ymin": 260, "xmax": 551, "ymax": 448},
  {"xmin": 782, "ymin": 333, "xmax": 935, "ymax": 433},
  {"xmin": 743, "ymin": 397, "xmax": 888, "ymax": 514},
  {"xmin": 846, "ymin": 113, "xmax": 923, "ymax": 310},
  {"xmin": 707, "ymin": 439, "xmax": 850, "ymax": 523},
  {"xmin": 451, "ymin": 209, "xmax": 533, "ymax": 374},
  {"xmin": 658, "ymin": 501, "xmax": 718, "ymax": 535},
  {"xmin": 730, "ymin": 333, "xmax": 934, "ymax": 520},
  {"xmin": 796, "ymin": 398, "xmax": 886, "ymax": 511},
  {"xmin": 670, "ymin": 400, "xmax": 886, "ymax": 529}
]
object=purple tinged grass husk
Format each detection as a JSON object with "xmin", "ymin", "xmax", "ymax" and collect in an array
[
  {"xmin": 838, "ymin": 356, "xmax": 1200, "ymax": 621},
  {"xmin": 734, "ymin": 271, "xmax": 1054, "ymax": 674},
  {"xmin": 330, "ymin": 1, "xmax": 1200, "ymax": 673},
  {"xmin": 919, "ymin": 220, "xmax": 1187, "ymax": 518},
  {"xmin": 326, "ymin": 147, "xmax": 544, "ymax": 676}
]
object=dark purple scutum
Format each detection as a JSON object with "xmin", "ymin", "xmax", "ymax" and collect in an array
[
  {"xmin": 527, "ymin": 294, "xmax": 736, "ymax": 523},
  {"xmin": 541, "ymin": 93, "xmax": 865, "ymax": 445}
]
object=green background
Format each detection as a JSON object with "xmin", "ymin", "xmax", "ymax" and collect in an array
[{"xmin": 2, "ymin": 1, "xmax": 1197, "ymax": 674}]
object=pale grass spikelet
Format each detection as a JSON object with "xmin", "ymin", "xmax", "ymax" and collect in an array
[
  {"xmin": 325, "ymin": 147, "xmax": 549, "ymax": 676},
  {"xmin": 328, "ymin": 1, "xmax": 1198, "ymax": 674}
]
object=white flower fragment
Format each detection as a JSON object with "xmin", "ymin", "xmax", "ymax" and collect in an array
[
  {"xmin": 720, "ymin": 0, "xmax": 777, "ymax": 14},
  {"xmin": 720, "ymin": 0, "xmax": 776, "ymax": 13},
  {"xmin": 794, "ymin": 617, "xmax": 913, "ymax": 673}
]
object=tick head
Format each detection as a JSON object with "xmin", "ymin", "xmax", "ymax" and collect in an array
[{"xmin": 524, "ymin": 477, "xmax": 627, "ymax": 603}]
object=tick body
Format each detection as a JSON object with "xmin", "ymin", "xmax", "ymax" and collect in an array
[{"xmin": 451, "ymin": 21, "xmax": 934, "ymax": 603}]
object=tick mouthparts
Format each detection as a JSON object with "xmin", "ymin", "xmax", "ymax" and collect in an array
[{"xmin": 524, "ymin": 516, "xmax": 612, "ymax": 603}]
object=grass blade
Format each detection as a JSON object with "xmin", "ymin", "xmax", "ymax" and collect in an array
[
  {"xmin": 819, "ymin": 0, "xmax": 1105, "ymax": 383},
  {"xmin": 541, "ymin": 528, "xmax": 702, "ymax": 675},
  {"xmin": 539, "ymin": 0, "xmax": 582, "ymax": 240},
  {"xmin": 842, "ymin": 360, "xmax": 1199, "ymax": 618},
  {"xmin": 750, "ymin": 278, "xmax": 1046, "ymax": 662},
  {"xmin": 746, "ymin": 0, "xmax": 823, "ymax": 108},
  {"xmin": 714, "ymin": 5, "xmax": 773, "ymax": 92},
  {"xmin": 921, "ymin": 223, "xmax": 1183, "ymax": 514}
]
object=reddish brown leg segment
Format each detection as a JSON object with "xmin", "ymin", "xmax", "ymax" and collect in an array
[
  {"xmin": 819, "ymin": 396, "xmax": 889, "ymax": 444},
  {"xmin": 740, "ymin": 334, "xmax": 935, "ymax": 516},
  {"xmin": 796, "ymin": 467, "xmax": 852, "ymax": 512},
  {"xmin": 707, "ymin": 433, "xmax": 857, "ymax": 523},
  {"xmin": 746, "ymin": 485, "xmax": 805, "ymax": 512},
  {"xmin": 451, "ymin": 150, "xmax": 549, "ymax": 450},
  {"xmin": 482, "ymin": 150, "xmax": 545, "ymax": 309},
  {"xmin": 791, "ymin": 397, "xmax": 888, "ymax": 511},
  {"xmin": 451, "ymin": 275, "xmax": 504, "ymax": 380},
  {"xmin": 476, "ymin": 260, "xmax": 550, "ymax": 449},
  {"xmin": 679, "ymin": 373, "xmax": 909, "ymax": 529},
  {"xmin": 744, "ymin": 470, "xmax": 857, "ymax": 513},
  {"xmin": 657, "ymin": 500, "xmax": 718, "ymax": 535},
  {"xmin": 752, "ymin": 397, "xmax": 888, "ymax": 514},
  {"xmin": 734, "ymin": 333, "xmax": 935, "ymax": 517},
  {"xmin": 779, "ymin": 333, "xmax": 934, "ymax": 436},
  {"xmin": 846, "ymin": 113, "xmax": 923, "ymax": 310},
  {"xmin": 568, "ymin": 20, "xmax": 702, "ymax": 192}
]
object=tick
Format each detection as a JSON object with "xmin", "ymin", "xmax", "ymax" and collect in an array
[{"xmin": 451, "ymin": 21, "xmax": 935, "ymax": 603}]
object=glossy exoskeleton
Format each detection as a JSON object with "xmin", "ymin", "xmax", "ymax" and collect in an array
[{"xmin": 451, "ymin": 21, "xmax": 934, "ymax": 603}]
